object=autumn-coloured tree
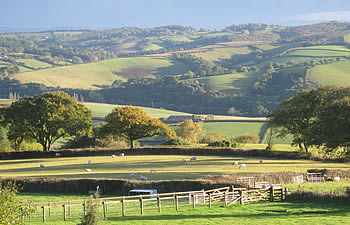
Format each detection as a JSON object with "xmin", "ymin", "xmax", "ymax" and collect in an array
[
  {"xmin": 102, "ymin": 106, "xmax": 176, "ymax": 149},
  {"xmin": 177, "ymin": 120, "xmax": 205, "ymax": 143}
]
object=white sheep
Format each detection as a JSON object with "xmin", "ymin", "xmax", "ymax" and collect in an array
[
  {"xmin": 55, "ymin": 153, "xmax": 61, "ymax": 157},
  {"xmin": 40, "ymin": 164, "xmax": 45, "ymax": 168},
  {"xmin": 140, "ymin": 176, "xmax": 148, "ymax": 180},
  {"xmin": 120, "ymin": 153, "xmax": 125, "ymax": 157},
  {"xmin": 150, "ymin": 168, "xmax": 157, "ymax": 173},
  {"xmin": 85, "ymin": 168, "xmax": 92, "ymax": 172},
  {"xmin": 182, "ymin": 158, "xmax": 188, "ymax": 163},
  {"xmin": 232, "ymin": 161, "xmax": 238, "ymax": 165},
  {"xmin": 259, "ymin": 160, "xmax": 263, "ymax": 164},
  {"xmin": 130, "ymin": 173, "xmax": 137, "ymax": 176},
  {"xmin": 190, "ymin": 157, "xmax": 197, "ymax": 161},
  {"xmin": 88, "ymin": 160, "xmax": 92, "ymax": 164},
  {"xmin": 111, "ymin": 155, "xmax": 116, "ymax": 158},
  {"xmin": 334, "ymin": 176, "xmax": 341, "ymax": 182},
  {"xmin": 239, "ymin": 163, "xmax": 246, "ymax": 169}
]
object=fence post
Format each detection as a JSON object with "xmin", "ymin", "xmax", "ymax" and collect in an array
[
  {"xmin": 284, "ymin": 187, "xmax": 288, "ymax": 200},
  {"xmin": 122, "ymin": 200, "xmax": 126, "ymax": 217},
  {"xmin": 157, "ymin": 196, "xmax": 161, "ymax": 213},
  {"xmin": 224, "ymin": 192, "xmax": 227, "ymax": 206},
  {"xmin": 188, "ymin": 192, "xmax": 191, "ymax": 204},
  {"xmin": 269, "ymin": 187, "xmax": 274, "ymax": 202},
  {"xmin": 63, "ymin": 204, "xmax": 66, "ymax": 221},
  {"xmin": 239, "ymin": 190, "xmax": 243, "ymax": 205},
  {"xmin": 83, "ymin": 201, "xmax": 86, "ymax": 216},
  {"xmin": 173, "ymin": 193, "xmax": 176, "ymax": 205},
  {"xmin": 42, "ymin": 206, "xmax": 46, "ymax": 223},
  {"xmin": 209, "ymin": 193, "xmax": 212, "ymax": 208},
  {"xmin": 48, "ymin": 202, "xmax": 51, "ymax": 217},
  {"xmin": 103, "ymin": 202, "xmax": 107, "ymax": 219},
  {"xmin": 140, "ymin": 198, "xmax": 144, "ymax": 215},
  {"xmin": 175, "ymin": 195, "xmax": 179, "ymax": 211},
  {"xmin": 192, "ymin": 194, "xmax": 196, "ymax": 209},
  {"xmin": 68, "ymin": 201, "xmax": 71, "ymax": 216}
]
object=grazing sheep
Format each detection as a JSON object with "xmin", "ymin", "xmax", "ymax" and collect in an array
[
  {"xmin": 190, "ymin": 157, "xmax": 197, "ymax": 161},
  {"xmin": 40, "ymin": 164, "xmax": 45, "ymax": 169},
  {"xmin": 85, "ymin": 168, "xmax": 92, "ymax": 172},
  {"xmin": 259, "ymin": 160, "xmax": 263, "ymax": 164},
  {"xmin": 150, "ymin": 168, "xmax": 157, "ymax": 173},
  {"xmin": 120, "ymin": 153, "xmax": 125, "ymax": 157},
  {"xmin": 111, "ymin": 155, "xmax": 116, "ymax": 158},
  {"xmin": 232, "ymin": 161, "xmax": 239, "ymax": 165},
  {"xmin": 239, "ymin": 163, "xmax": 246, "ymax": 169},
  {"xmin": 334, "ymin": 176, "xmax": 341, "ymax": 182},
  {"xmin": 182, "ymin": 158, "xmax": 188, "ymax": 163},
  {"xmin": 140, "ymin": 176, "xmax": 148, "ymax": 180},
  {"xmin": 55, "ymin": 153, "xmax": 61, "ymax": 157},
  {"xmin": 130, "ymin": 173, "xmax": 137, "ymax": 176},
  {"xmin": 88, "ymin": 160, "xmax": 92, "ymax": 164}
]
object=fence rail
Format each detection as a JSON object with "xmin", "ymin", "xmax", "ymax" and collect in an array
[{"xmin": 26, "ymin": 186, "xmax": 286, "ymax": 223}]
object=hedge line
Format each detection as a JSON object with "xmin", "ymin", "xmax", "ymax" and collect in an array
[{"xmin": 0, "ymin": 146, "xmax": 304, "ymax": 160}]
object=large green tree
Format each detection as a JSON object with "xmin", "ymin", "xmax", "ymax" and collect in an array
[
  {"xmin": 2, "ymin": 92, "xmax": 92, "ymax": 151},
  {"xmin": 102, "ymin": 106, "xmax": 176, "ymax": 149},
  {"xmin": 176, "ymin": 120, "xmax": 205, "ymax": 143}
]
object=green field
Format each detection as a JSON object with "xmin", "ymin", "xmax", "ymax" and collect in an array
[
  {"xmin": 191, "ymin": 46, "xmax": 251, "ymax": 62},
  {"xmin": 345, "ymin": 34, "xmax": 350, "ymax": 44},
  {"xmin": 85, "ymin": 102, "xmax": 191, "ymax": 119},
  {"xmin": 1, "ymin": 155, "xmax": 349, "ymax": 180},
  {"xmin": 11, "ymin": 57, "xmax": 192, "ymax": 89},
  {"xmin": 202, "ymin": 122, "xmax": 266, "ymax": 139},
  {"xmin": 308, "ymin": 61, "xmax": 350, "ymax": 86},
  {"xmin": 15, "ymin": 58, "xmax": 53, "ymax": 69},
  {"xmin": 286, "ymin": 49, "xmax": 350, "ymax": 57},
  {"xmin": 188, "ymin": 72, "xmax": 260, "ymax": 95}
]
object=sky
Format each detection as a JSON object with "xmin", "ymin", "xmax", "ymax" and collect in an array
[{"xmin": 2, "ymin": 0, "xmax": 350, "ymax": 32}]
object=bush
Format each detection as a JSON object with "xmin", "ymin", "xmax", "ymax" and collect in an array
[
  {"xmin": 78, "ymin": 187, "xmax": 102, "ymax": 225},
  {"xmin": 235, "ymin": 133, "xmax": 260, "ymax": 144},
  {"xmin": 201, "ymin": 132, "xmax": 227, "ymax": 143},
  {"xmin": 0, "ymin": 181, "xmax": 33, "ymax": 225},
  {"xmin": 162, "ymin": 139, "xmax": 191, "ymax": 146},
  {"xmin": 208, "ymin": 140, "xmax": 238, "ymax": 147}
]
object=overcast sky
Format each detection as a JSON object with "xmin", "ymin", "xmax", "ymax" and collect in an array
[{"xmin": 2, "ymin": 0, "xmax": 350, "ymax": 31}]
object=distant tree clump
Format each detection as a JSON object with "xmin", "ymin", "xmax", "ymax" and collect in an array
[
  {"xmin": 177, "ymin": 120, "xmax": 205, "ymax": 143},
  {"xmin": 1, "ymin": 91, "xmax": 92, "ymax": 151},
  {"xmin": 102, "ymin": 106, "xmax": 176, "ymax": 149}
]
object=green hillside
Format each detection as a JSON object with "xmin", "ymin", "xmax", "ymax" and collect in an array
[
  {"xmin": 308, "ymin": 61, "xmax": 350, "ymax": 86},
  {"xmin": 191, "ymin": 46, "xmax": 252, "ymax": 62},
  {"xmin": 11, "ymin": 57, "xmax": 192, "ymax": 89}
]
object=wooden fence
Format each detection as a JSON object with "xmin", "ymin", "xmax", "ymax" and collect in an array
[{"xmin": 27, "ymin": 186, "xmax": 287, "ymax": 223}]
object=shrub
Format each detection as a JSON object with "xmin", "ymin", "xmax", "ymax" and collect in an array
[
  {"xmin": 0, "ymin": 181, "xmax": 33, "ymax": 225},
  {"xmin": 235, "ymin": 133, "xmax": 260, "ymax": 144},
  {"xmin": 201, "ymin": 132, "xmax": 227, "ymax": 143},
  {"xmin": 78, "ymin": 187, "xmax": 102, "ymax": 225},
  {"xmin": 162, "ymin": 139, "xmax": 191, "ymax": 146},
  {"xmin": 208, "ymin": 140, "xmax": 238, "ymax": 147}
]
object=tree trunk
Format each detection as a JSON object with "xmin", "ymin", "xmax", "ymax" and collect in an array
[
  {"xmin": 303, "ymin": 139, "xmax": 309, "ymax": 153},
  {"xmin": 298, "ymin": 143, "xmax": 304, "ymax": 151},
  {"xmin": 130, "ymin": 139, "xmax": 134, "ymax": 149}
]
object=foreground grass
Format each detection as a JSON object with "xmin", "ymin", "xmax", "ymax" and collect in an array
[
  {"xmin": 1, "ymin": 155, "xmax": 350, "ymax": 180},
  {"xmin": 24, "ymin": 200, "xmax": 350, "ymax": 225}
]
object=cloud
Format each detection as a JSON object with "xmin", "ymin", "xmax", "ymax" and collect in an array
[{"xmin": 297, "ymin": 11, "xmax": 350, "ymax": 21}]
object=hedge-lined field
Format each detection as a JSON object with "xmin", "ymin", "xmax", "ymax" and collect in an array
[
  {"xmin": 308, "ymin": 61, "xmax": 350, "ymax": 86},
  {"xmin": 1, "ymin": 154, "xmax": 349, "ymax": 180}
]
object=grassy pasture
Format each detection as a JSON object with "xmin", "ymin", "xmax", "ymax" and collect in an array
[
  {"xmin": 286, "ymin": 49, "xmax": 350, "ymax": 57},
  {"xmin": 187, "ymin": 72, "xmax": 260, "ymax": 95},
  {"xmin": 21, "ymin": 198, "xmax": 350, "ymax": 225},
  {"xmin": 308, "ymin": 61, "xmax": 350, "ymax": 86},
  {"xmin": 345, "ymin": 34, "xmax": 350, "ymax": 43},
  {"xmin": 202, "ymin": 122, "xmax": 266, "ymax": 139},
  {"xmin": 191, "ymin": 46, "xmax": 251, "ymax": 62},
  {"xmin": 15, "ymin": 58, "xmax": 53, "ymax": 69},
  {"xmin": 1, "ymin": 155, "xmax": 349, "ymax": 180},
  {"xmin": 11, "ymin": 57, "xmax": 191, "ymax": 89}
]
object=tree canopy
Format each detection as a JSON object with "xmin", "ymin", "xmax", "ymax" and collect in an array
[
  {"xmin": 102, "ymin": 106, "xmax": 176, "ymax": 149},
  {"xmin": 176, "ymin": 119, "xmax": 205, "ymax": 143},
  {"xmin": 268, "ymin": 86, "xmax": 350, "ymax": 155},
  {"xmin": 1, "ymin": 91, "xmax": 92, "ymax": 151}
]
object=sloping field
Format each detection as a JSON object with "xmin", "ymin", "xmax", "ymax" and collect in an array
[
  {"xmin": 11, "ymin": 57, "xmax": 191, "ymax": 89},
  {"xmin": 286, "ymin": 49, "xmax": 350, "ymax": 57},
  {"xmin": 15, "ymin": 58, "xmax": 53, "ymax": 69},
  {"xmin": 191, "ymin": 46, "xmax": 251, "ymax": 61},
  {"xmin": 1, "ymin": 155, "xmax": 349, "ymax": 180},
  {"xmin": 188, "ymin": 72, "xmax": 260, "ymax": 95},
  {"xmin": 202, "ymin": 122, "xmax": 266, "ymax": 139},
  {"xmin": 84, "ymin": 102, "xmax": 191, "ymax": 119},
  {"xmin": 308, "ymin": 61, "xmax": 350, "ymax": 86}
]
